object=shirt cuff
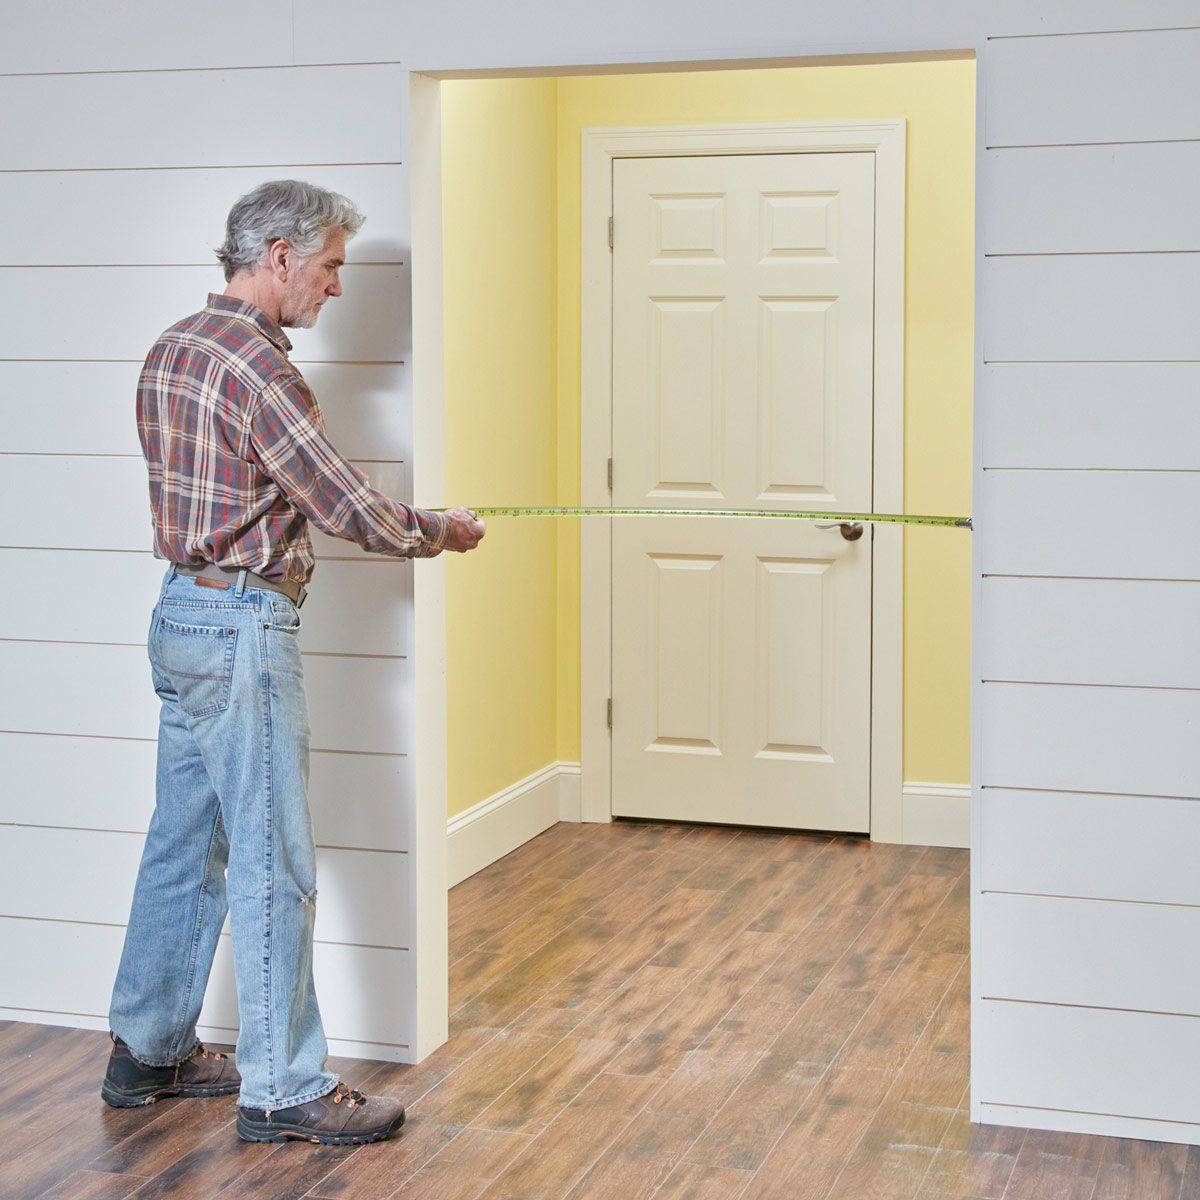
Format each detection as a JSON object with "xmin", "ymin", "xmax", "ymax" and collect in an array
[{"xmin": 415, "ymin": 507, "xmax": 452, "ymax": 556}]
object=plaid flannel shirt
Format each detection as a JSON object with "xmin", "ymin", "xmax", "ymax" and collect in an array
[{"xmin": 136, "ymin": 294, "xmax": 448, "ymax": 585}]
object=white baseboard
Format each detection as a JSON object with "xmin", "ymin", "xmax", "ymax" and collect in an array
[
  {"xmin": 902, "ymin": 781, "xmax": 970, "ymax": 848},
  {"xmin": 974, "ymin": 1101, "xmax": 1200, "ymax": 1147},
  {"xmin": 447, "ymin": 761, "xmax": 582, "ymax": 888}
]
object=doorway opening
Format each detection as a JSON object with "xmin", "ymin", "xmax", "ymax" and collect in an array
[{"xmin": 418, "ymin": 53, "xmax": 975, "ymax": 861}]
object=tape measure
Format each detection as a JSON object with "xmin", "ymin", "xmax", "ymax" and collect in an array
[{"xmin": 437, "ymin": 506, "xmax": 972, "ymax": 530}]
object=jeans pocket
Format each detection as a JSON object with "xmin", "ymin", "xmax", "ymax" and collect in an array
[
  {"xmin": 155, "ymin": 615, "xmax": 238, "ymax": 718},
  {"xmin": 265, "ymin": 596, "xmax": 302, "ymax": 634}
]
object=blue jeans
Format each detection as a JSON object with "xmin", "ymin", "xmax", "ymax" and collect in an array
[{"xmin": 109, "ymin": 565, "xmax": 337, "ymax": 1111}]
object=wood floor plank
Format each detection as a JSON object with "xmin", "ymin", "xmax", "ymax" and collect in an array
[
  {"xmin": 216, "ymin": 1143, "xmax": 358, "ymax": 1200},
  {"xmin": 607, "ymin": 930, "xmax": 793, "ymax": 1078},
  {"xmin": 0, "ymin": 1019, "xmax": 70, "ymax": 1085},
  {"xmin": 536, "ymin": 882, "xmax": 735, "ymax": 1013},
  {"xmin": 34, "ymin": 1169, "xmax": 151, "ymax": 1200},
  {"xmin": 649, "ymin": 1162, "xmax": 753, "ymax": 1200},
  {"xmin": 822, "ymin": 1096, "xmax": 960, "ymax": 1200},
  {"xmin": 737, "ymin": 1065, "xmax": 896, "ymax": 1200},
  {"xmin": 475, "ymin": 1072, "xmax": 665, "ymax": 1200},
  {"xmin": 649, "ymin": 859, "xmax": 815, "ymax": 973},
  {"xmin": 831, "ymin": 949, "xmax": 962, "ymax": 1077},
  {"xmin": 1089, "ymin": 1137, "xmax": 1189, "ymax": 1200},
  {"xmin": 915, "ymin": 1104, "xmax": 1025, "ymax": 1200},
  {"xmin": 745, "ymin": 843, "xmax": 867, "ymax": 936},
  {"xmin": 1179, "ymin": 1146, "xmax": 1200, "ymax": 1199},
  {"xmin": 721, "ymin": 901, "xmax": 880, "ymax": 1043},
  {"xmin": 565, "ymin": 1044, "xmax": 761, "ymax": 1200},
  {"xmin": 684, "ymin": 984, "xmax": 878, "ymax": 1172},
  {"xmin": 452, "ymin": 914, "xmax": 634, "ymax": 1030},
  {"xmin": 1003, "ymin": 1129, "xmax": 1108, "ymax": 1200},
  {"xmin": 306, "ymin": 1115, "xmax": 465, "ymax": 1200},
  {"xmin": 384, "ymin": 1128, "xmax": 532, "ymax": 1200},
  {"xmin": 883, "ymin": 960, "xmax": 968, "ymax": 1111},
  {"xmin": 471, "ymin": 1033, "xmax": 621, "ymax": 1135},
  {"xmin": 0, "ymin": 1035, "xmax": 181, "ymax": 1199},
  {"xmin": 822, "ymin": 870, "xmax": 960, "ymax": 993},
  {"xmin": 475, "ymin": 849, "xmax": 674, "ymax": 962},
  {"xmin": 120, "ymin": 1124, "xmax": 277, "ymax": 1199},
  {"xmin": 87, "ymin": 1094, "xmax": 244, "ymax": 1177},
  {"xmin": 0, "ymin": 821, "xmax": 1140, "ymax": 1200}
]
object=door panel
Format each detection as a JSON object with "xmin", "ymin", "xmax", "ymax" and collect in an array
[{"xmin": 610, "ymin": 151, "xmax": 875, "ymax": 831}]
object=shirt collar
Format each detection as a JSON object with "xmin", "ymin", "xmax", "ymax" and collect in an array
[{"xmin": 205, "ymin": 293, "xmax": 293, "ymax": 354}]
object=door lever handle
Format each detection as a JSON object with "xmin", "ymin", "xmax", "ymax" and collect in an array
[{"xmin": 814, "ymin": 521, "xmax": 864, "ymax": 542}]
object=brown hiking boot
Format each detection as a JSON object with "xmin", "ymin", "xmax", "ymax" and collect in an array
[
  {"xmin": 101, "ymin": 1034, "xmax": 240, "ymax": 1107},
  {"xmin": 236, "ymin": 1082, "xmax": 406, "ymax": 1145}
]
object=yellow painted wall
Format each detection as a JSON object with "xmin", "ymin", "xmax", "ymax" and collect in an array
[
  {"xmin": 441, "ymin": 79, "xmax": 559, "ymax": 818},
  {"xmin": 554, "ymin": 60, "xmax": 975, "ymax": 784},
  {"xmin": 444, "ymin": 57, "xmax": 975, "ymax": 818}
]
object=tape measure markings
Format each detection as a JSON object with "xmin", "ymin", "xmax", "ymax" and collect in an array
[{"xmin": 435, "ymin": 506, "xmax": 972, "ymax": 530}]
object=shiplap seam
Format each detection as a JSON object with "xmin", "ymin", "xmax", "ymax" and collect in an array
[
  {"xmin": 983, "ymin": 890, "xmax": 1200, "ymax": 910},
  {"xmin": 982, "ymin": 995, "xmax": 1200, "ymax": 1020}
]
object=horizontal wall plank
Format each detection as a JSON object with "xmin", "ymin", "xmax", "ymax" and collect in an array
[
  {"xmin": 0, "ymin": 455, "xmax": 407, "ymax": 555},
  {"xmin": 0, "ymin": 549, "xmax": 412, "ymax": 656},
  {"xmin": 204, "ymin": 936, "xmax": 413, "ymax": 1049},
  {"xmin": 0, "ymin": 732, "xmax": 410, "ymax": 852},
  {"xmin": 0, "ymin": 641, "xmax": 412, "ymax": 754},
  {"xmin": 977, "ymin": 892, "xmax": 1200, "ymax": 1014},
  {"xmin": 980, "ymin": 363, "xmax": 1200, "ymax": 469},
  {"xmin": 986, "ymin": 27, "xmax": 1200, "ymax": 147},
  {"xmin": 984, "ymin": 143, "xmax": 1200, "ymax": 255},
  {"xmin": 287, "ymin": 363, "xmax": 412, "ymax": 462},
  {"xmin": 0, "ymin": 0, "xmax": 293, "ymax": 75},
  {"xmin": 0, "ymin": 828, "xmax": 411, "ymax": 949},
  {"xmin": 981, "ymin": 788, "xmax": 1200, "ymax": 906},
  {"xmin": 0, "ymin": 64, "xmax": 406, "ymax": 171},
  {"xmin": 0, "ymin": 361, "xmax": 411, "ymax": 460},
  {"xmin": 0, "ymin": 264, "xmax": 409, "ymax": 362},
  {"xmin": 975, "ymin": 998, "xmax": 1200, "ymax": 1125},
  {"xmin": 978, "ymin": 470, "xmax": 1200, "ymax": 579},
  {"xmin": 0, "ymin": 164, "xmax": 408, "ymax": 266},
  {"xmin": 0, "ymin": 917, "xmax": 411, "ymax": 1048},
  {"xmin": 979, "ymin": 577, "xmax": 1200, "ymax": 688},
  {"xmin": 982, "ymin": 254, "xmax": 1200, "ymax": 363},
  {"xmin": 980, "ymin": 682, "xmax": 1200, "ymax": 798}
]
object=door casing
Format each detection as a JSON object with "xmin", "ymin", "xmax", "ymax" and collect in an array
[{"xmin": 580, "ymin": 119, "xmax": 906, "ymax": 839}]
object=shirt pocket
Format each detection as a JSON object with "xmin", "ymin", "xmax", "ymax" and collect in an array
[{"xmin": 154, "ymin": 615, "xmax": 238, "ymax": 719}]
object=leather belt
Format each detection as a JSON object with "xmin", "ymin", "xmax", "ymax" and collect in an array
[{"xmin": 173, "ymin": 561, "xmax": 308, "ymax": 608}]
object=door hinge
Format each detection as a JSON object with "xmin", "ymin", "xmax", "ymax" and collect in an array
[
  {"xmin": 606, "ymin": 457, "xmax": 613, "ymax": 491},
  {"xmin": 606, "ymin": 697, "xmax": 613, "ymax": 730},
  {"xmin": 607, "ymin": 216, "xmax": 614, "ymax": 249}
]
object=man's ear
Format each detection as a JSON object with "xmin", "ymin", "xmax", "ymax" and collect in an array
[{"xmin": 267, "ymin": 239, "xmax": 292, "ymax": 281}]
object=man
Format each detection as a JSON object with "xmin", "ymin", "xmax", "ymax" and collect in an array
[{"xmin": 102, "ymin": 180, "xmax": 485, "ymax": 1145}]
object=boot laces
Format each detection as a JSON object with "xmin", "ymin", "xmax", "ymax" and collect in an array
[
  {"xmin": 197, "ymin": 1043, "xmax": 224, "ymax": 1061},
  {"xmin": 331, "ymin": 1082, "xmax": 367, "ymax": 1109}
]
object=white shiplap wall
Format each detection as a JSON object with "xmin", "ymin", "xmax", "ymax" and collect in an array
[
  {"xmin": 973, "ymin": 20, "xmax": 1200, "ymax": 1142},
  {"xmin": 0, "ymin": 60, "xmax": 425, "ymax": 1060},
  {"xmin": 4, "ymin": 0, "xmax": 1200, "ymax": 1142}
]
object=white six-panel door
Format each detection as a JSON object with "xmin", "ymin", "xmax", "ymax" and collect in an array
[{"xmin": 610, "ymin": 151, "xmax": 876, "ymax": 831}]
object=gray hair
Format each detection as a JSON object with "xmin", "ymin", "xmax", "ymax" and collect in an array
[{"xmin": 215, "ymin": 179, "xmax": 365, "ymax": 281}]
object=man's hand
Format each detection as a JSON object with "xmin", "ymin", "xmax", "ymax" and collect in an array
[{"xmin": 443, "ymin": 506, "xmax": 486, "ymax": 553}]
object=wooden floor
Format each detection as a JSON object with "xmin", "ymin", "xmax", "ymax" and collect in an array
[{"xmin": 2, "ymin": 820, "xmax": 1197, "ymax": 1199}]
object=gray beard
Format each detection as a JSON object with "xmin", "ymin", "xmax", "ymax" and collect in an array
[{"xmin": 281, "ymin": 305, "xmax": 320, "ymax": 330}]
